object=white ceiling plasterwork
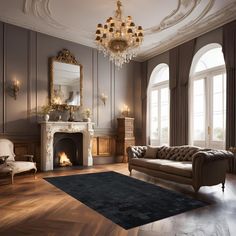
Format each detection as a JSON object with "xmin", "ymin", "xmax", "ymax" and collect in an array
[
  {"xmin": 140, "ymin": 1, "xmax": 236, "ymax": 60},
  {"xmin": 0, "ymin": 0, "xmax": 235, "ymax": 61},
  {"xmin": 23, "ymin": 0, "xmax": 66, "ymax": 30},
  {"xmin": 145, "ymin": 0, "xmax": 202, "ymax": 35}
]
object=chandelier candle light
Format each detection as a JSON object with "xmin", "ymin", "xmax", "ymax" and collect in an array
[{"xmin": 95, "ymin": 0, "xmax": 143, "ymax": 67}]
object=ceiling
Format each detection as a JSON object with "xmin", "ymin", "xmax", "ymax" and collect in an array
[{"xmin": 0, "ymin": 0, "xmax": 236, "ymax": 61}]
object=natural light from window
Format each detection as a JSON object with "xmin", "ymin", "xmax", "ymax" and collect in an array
[
  {"xmin": 190, "ymin": 45, "xmax": 226, "ymax": 149},
  {"xmin": 148, "ymin": 64, "xmax": 169, "ymax": 146}
]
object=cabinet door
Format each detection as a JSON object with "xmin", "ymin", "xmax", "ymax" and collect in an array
[{"xmin": 92, "ymin": 136, "xmax": 115, "ymax": 157}]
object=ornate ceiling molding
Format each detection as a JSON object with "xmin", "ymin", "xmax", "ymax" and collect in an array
[
  {"xmin": 181, "ymin": 0, "xmax": 215, "ymax": 30},
  {"xmin": 138, "ymin": 1, "xmax": 236, "ymax": 61},
  {"xmin": 23, "ymin": 0, "xmax": 66, "ymax": 30},
  {"xmin": 145, "ymin": 0, "xmax": 201, "ymax": 35}
]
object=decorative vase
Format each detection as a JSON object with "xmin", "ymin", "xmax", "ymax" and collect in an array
[
  {"xmin": 44, "ymin": 114, "xmax": 50, "ymax": 122},
  {"xmin": 83, "ymin": 117, "xmax": 91, "ymax": 122}
]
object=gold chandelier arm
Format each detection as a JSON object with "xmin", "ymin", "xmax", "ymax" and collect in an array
[{"xmin": 115, "ymin": 0, "xmax": 122, "ymax": 19}]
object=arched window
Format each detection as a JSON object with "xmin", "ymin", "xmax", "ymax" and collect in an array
[
  {"xmin": 189, "ymin": 44, "xmax": 226, "ymax": 149},
  {"xmin": 147, "ymin": 63, "xmax": 169, "ymax": 146}
]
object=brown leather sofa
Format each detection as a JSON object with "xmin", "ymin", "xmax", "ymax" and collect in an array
[{"xmin": 127, "ymin": 145, "xmax": 233, "ymax": 192}]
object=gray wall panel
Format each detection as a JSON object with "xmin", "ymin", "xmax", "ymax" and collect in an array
[
  {"xmin": 5, "ymin": 24, "xmax": 29, "ymax": 134},
  {"xmin": 97, "ymin": 53, "xmax": 112, "ymax": 128},
  {"xmin": 0, "ymin": 22, "xmax": 3, "ymax": 133},
  {"xmin": 114, "ymin": 62, "xmax": 135, "ymax": 120}
]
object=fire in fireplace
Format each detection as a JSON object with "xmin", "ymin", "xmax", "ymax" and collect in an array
[
  {"xmin": 53, "ymin": 132, "xmax": 83, "ymax": 169},
  {"xmin": 58, "ymin": 152, "xmax": 72, "ymax": 167}
]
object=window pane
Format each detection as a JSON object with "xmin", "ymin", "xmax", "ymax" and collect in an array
[
  {"xmin": 160, "ymin": 87, "xmax": 169, "ymax": 145},
  {"xmin": 194, "ymin": 47, "xmax": 225, "ymax": 73},
  {"xmin": 150, "ymin": 90, "xmax": 158, "ymax": 140},
  {"xmin": 153, "ymin": 65, "xmax": 169, "ymax": 84},
  {"xmin": 193, "ymin": 79, "xmax": 205, "ymax": 140},
  {"xmin": 212, "ymin": 74, "xmax": 225, "ymax": 141}
]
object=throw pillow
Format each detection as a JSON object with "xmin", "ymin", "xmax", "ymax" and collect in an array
[{"xmin": 144, "ymin": 146, "xmax": 160, "ymax": 159}]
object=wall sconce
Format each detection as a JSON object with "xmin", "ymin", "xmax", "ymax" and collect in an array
[
  {"xmin": 121, "ymin": 104, "xmax": 130, "ymax": 117},
  {"xmin": 100, "ymin": 93, "xmax": 108, "ymax": 105},
  {"xmin": 12, "ymin": 79, "xmax": 20, "ymax": 100}
]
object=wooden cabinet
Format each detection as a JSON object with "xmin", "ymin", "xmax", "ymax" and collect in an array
[
  {"xmin": 92, "ymin": 136, "xmax": 115, "ymax": 157},
  {"xmin": 116, "ymin": 117, "xmax": 135, "ymax": 162}
]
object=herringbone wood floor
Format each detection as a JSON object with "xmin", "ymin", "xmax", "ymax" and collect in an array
[{"xmin": 0, "ymin": 163, "xmax": 236, "ymax": 236}]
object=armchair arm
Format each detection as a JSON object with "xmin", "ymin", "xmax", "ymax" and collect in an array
[
  {"xmin": 16, "ymin": 154, "xmax": 34, "ymax": 162},
  {"xmin": 126, "ymin": 146, "xmax": 147, "ymax": 161},
  {"xmin": 192, "ymin": 150, "xmax": 233, "ymax": 189}
]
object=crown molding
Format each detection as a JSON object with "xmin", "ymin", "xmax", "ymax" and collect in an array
[
  {"xmin": 137, "ymin": 2, "xmax": 236, "ymax": 61},
  {"xmin": 0, "ymin": 15, "xmax": 95, "ymax": 50}
]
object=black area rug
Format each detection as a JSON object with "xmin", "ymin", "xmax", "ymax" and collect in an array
[{"xmin": 44, "ymin": 171, "xmax": 207, "ymax": 229}]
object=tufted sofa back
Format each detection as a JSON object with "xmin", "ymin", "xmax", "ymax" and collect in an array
[{"xmin": 157, "ymin": 146, "xmax": 200, "ymax": 161}]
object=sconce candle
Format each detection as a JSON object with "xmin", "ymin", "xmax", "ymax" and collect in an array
[
  {"xmin": 121, "ymin": 104, "xmax": 130, "ymax": 117},
  {"xmin": 100, "ymin": 93, "xmax": 108, "ymax": 105},
  {"xmin": 12, "ymin": 79, "xmax": 20, "ymax": 100}
]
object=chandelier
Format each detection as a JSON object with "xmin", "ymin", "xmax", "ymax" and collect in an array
[{"xmin": 95, "ymin": 0, "xmax": 143, "ymax": 67}]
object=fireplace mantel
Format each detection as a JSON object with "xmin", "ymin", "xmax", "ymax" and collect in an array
[{"xmin": 39, "ymin": 121, "xmax": 94, "ymax": 171}]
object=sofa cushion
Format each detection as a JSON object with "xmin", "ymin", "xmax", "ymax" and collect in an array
[
  {"xmin": 130, "ymin": 158, "xmax": 192, "ymax": 178},
  {"xmin": 159, "ymin": 161, "xmax": 192, "ymax": 178},
  {"xmin": 144, "ymin": 146, "xmax": 161, "ymax": 159},
  {"xmin": 130, "ymin": 158, "xmax": 171, "ymax": 170}
]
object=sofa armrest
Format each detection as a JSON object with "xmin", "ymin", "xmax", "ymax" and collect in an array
[
  {"xmin": 126, "ymin": 146, "xmax": 147, "ymax": 161},
  {"xmin": 193, "ymin": 150, "xmax": 233, "ymax": 165},
  {"xmin": 16, "ymin": 154, "xmax": 34, "ymax": 162},
  {"xmin": 192, "ymin": 150, "xmax": 233, "ymax": 189}
]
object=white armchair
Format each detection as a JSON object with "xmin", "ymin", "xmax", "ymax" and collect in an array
[{"xmin": 0, "ymin": 139, "xmax": 37, "ymax": 184}]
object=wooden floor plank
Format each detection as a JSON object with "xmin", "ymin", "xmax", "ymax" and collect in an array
[{"xmin": 0, "ymin": 163, "xmax": 236, "ymax": 236}]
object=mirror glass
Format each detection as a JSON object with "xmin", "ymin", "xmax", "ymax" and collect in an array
[{"xmin": 50, "ymin": 49, "xmax": 82, "ymax": 107}]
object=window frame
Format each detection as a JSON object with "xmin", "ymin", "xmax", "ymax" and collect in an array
[
  {"xmin": 147, "ymin": 63, "xmax": 170, "ymax": 146},
  {"xmin": 189, "ymin": 44, "xmax": 226, "ymax": 149}
]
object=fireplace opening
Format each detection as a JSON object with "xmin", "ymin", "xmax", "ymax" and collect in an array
[{"xmin": 53, "ymin": 132, "xmax": 83, "ymax": 168}]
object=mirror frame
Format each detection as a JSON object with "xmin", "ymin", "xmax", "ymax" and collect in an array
[{"xmin": 50, "ymin": 49, "xmax": 83, "ymax": 109}]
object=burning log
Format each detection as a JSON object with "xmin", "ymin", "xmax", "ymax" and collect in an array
[{"xmin": 58, "ymin": 152, "xmax": 72, "ymax": 167}]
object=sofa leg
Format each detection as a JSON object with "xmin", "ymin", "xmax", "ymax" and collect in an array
[
  {"xmin": 222, "ymin": 182, "xmax": 225, "ymax": 192},
  {"xmin": 193, "ymin": 186, "xmax": 200, "ymax": 193},
  {"xmin": 128, "ymin": 166, "xmax": 132, "ymax": 175}
]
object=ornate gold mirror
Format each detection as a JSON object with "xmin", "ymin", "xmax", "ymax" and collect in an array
[{"xmin": 50, "ymin": 49, "xmax": 83, "ymax": 108}]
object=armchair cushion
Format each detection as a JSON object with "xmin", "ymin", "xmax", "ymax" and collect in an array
[{"xmin": 7, "ymin": 161, "xmax": 36, "ymax": 175}]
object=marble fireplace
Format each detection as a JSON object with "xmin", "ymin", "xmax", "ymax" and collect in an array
[{"xmin": 40, "ymin": 121, "xmax": 94, "ymax": 171}]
